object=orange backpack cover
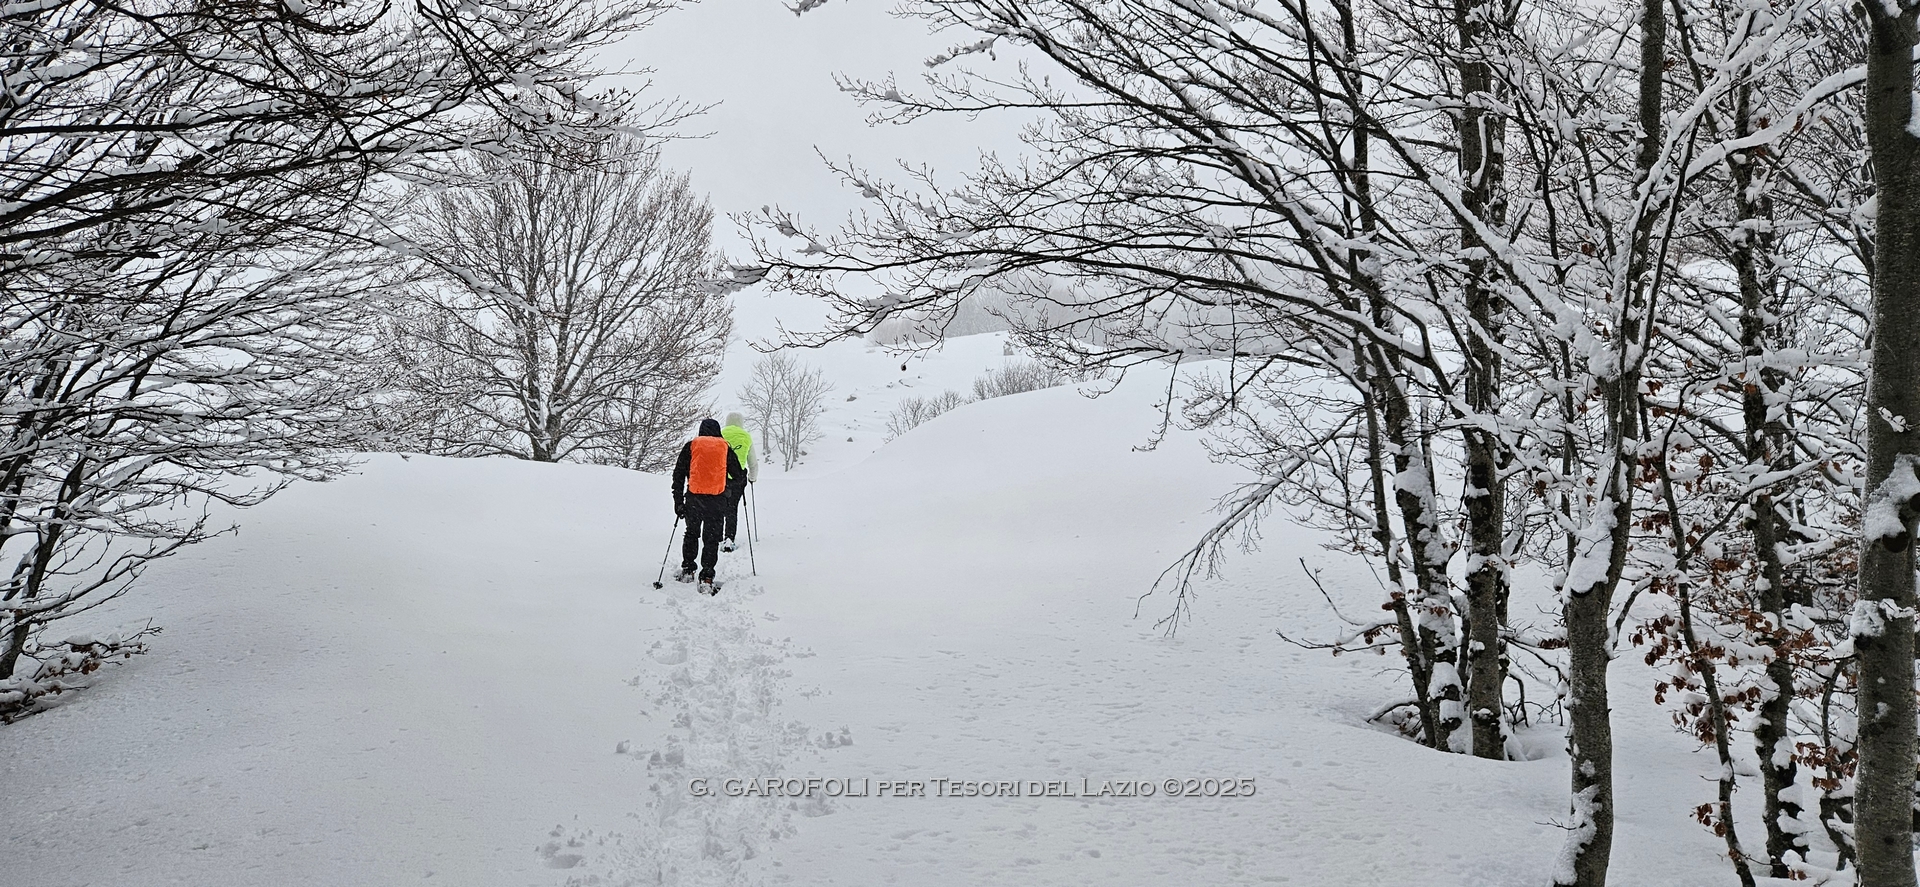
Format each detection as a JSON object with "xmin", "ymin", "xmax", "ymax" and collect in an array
[{"xmin": 688, "ymin": 436, "xmax": 729, "ymax": 495}]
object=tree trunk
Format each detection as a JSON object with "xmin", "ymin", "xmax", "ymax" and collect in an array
[
  {"xmin": 1722, "ymin": 76, "xmax": 1809, "ymax": 876},
  {"xmin": 1679, "ymin": 570, "xmax": 1760, "ymax": 887},
  {"xmin": 1853, "ymin": 2, "xmax": 1920, "ymax": 883},
  {"xmin": 1752, "ymin": 491, "xmax": 1807, "ymax": 876},
  {"xmin": 1362, "ymin": 373, "xmax": 1442, "ymax": 746},
  {"xmin": 1336, "ymin": 0, "xmax": 1466, "ymax": 751},
  {"xmin": 1372, "ymin": 348, "xmax": 1465, "ymax": 751},
  {"xmin": 1562, "ymin": 552, "xmax": 1621, "ymax": 887},
  {"xmin": 1561, "ymin": 0, "xmax": 1667, "ymax": 882},
  {"xmin": 0, "ymin": 611, "xmax": 29, "ymax": 679},
  {"xmin": 0, "ymin": 500, "xmax": 71, "ymax": 679},
  {"xmin": 1452, "ymin": 0, "xmax": 1512, "ymax": 761},
  {"xmin": 0, "ymin": 356, "xmax": 71, "ymax": 645},
  {"xmin": 1816, "ymin": 662, "xmax": 1860, "ymax": 869}
]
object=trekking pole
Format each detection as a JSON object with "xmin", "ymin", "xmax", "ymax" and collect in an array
[
  {"xmin": 750, "ymin": 482, "xmax": 762, "ymax": 543},
  {"xmin": 650, "ymin": 516, "xmax": 681, "ymax": 589},
  {"xmin": 745, "ymin": 495, "xmax": 757, "ymax": 576}
]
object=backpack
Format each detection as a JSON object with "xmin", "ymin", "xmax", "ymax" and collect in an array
[{"xmin": 687, "ymin": 437, "xmax": 729, "ymax": 495}]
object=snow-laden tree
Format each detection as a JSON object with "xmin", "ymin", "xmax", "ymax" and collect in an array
[
  {"xmin": 0, "ymin": 0, "xmax": 682, "ymax": 690},
  {"xmin": 0, "ymin": 239, "xmax": 380, "ymax": 682},
  {"xmin": 1608, "ymin": 5, "xmax": 1876, "ymax": 877},
  {"xmin": 746, "ymin": 0, "xmax": 1896, "ymax": 883},
  {"xmin": 0, "ymin": 0, "xmax": 679, "ymax": 282},
  {"xmin": 386, "ymin": 135, "xmax": 730, "ymax": 467},
  {"xmin": 752, "ymin": 0, "xmax": 1495, "ymax": 761}
]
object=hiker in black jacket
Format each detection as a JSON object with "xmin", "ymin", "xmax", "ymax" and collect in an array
[{"xmin": 671, "ymin": 418, "xmax": 747, "ymax": 594}]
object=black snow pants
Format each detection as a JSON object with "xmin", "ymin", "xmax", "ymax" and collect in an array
[
  {"xmin": 722, "ymin": 485, "xmax": 744, "ymax": 541},
  {"xmin": 681, "ymin": 493, "xmax": 727, "ymax": 581}
]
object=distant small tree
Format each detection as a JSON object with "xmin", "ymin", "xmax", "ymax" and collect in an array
[{"xmin": 739, "ymin": 354, "xmax": 832, "ymax": 470}]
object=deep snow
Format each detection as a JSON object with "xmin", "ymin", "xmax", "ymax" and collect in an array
[{"xmin": 4, "ymin": 332, "xmax": 1747, "ymax": 886}]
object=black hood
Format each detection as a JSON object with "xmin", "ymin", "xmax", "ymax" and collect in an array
[{"xmin": 698, "ymin": 418, "xmax": 723, "ymax": 437}]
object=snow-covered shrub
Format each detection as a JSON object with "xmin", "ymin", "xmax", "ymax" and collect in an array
[
  {"xmin": 885, "ymin": 390, "xmax": 970, "ymax": 440},
  {"xmin": 0, "ymin": 627, "xmax": 156, "ymax": 723},
  {"xmin": 970, "ymin": 361, "xmax": 1066, "ymax": 401}
]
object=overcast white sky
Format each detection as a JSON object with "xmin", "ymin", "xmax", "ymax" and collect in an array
[
  {"xmin": 605, "ymin": 1, "xmax": 1039, "ymax": 363},
  {"xmin": 607, "ymin": 0, "xmax": 1027, "ymax": 260}
]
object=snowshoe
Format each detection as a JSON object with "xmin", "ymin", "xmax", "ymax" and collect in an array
[
  {"xmin": 698, "ymin": 579, "xmax": 721, "ymax": 596},
  {"xmin": 674, "ymin": 567, "xmax": 696, "ymax": 584},
  {"xmin": 720, "ymin": 539, "xmax": 736, "ymax": 553}
]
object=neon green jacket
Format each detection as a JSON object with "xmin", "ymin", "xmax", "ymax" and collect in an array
[{"xmin": 721, "ymin": 424, "xmax": 758, "ymax": 482}]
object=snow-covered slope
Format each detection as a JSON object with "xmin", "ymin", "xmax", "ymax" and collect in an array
[
  {"xmin": 710, "ymin": 288, "xmax": 1020, "ymax": 479},
  {"xmin": 4, "ymin": 348, "xmax": 1737, "ymax": 886}
]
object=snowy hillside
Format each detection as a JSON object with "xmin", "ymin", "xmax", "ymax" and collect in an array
[
  {"xmin": 6, "ymin": 340, "xmax": 1741, "ymax": 886},
  {"xmin": 708, "ymin": 288, "xmax": 1021, "ymax": 479}
]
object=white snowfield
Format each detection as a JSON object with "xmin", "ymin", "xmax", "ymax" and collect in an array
[{"xmin": 5, "ymin": 345, "xmax": 1736, "ymax": 886}]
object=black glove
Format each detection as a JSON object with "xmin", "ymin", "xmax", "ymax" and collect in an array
[{"xmin": 673, "ymin": 499, "xmax": 685, "ymax": 519}]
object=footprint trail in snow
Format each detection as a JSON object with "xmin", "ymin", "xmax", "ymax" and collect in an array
[{"xmin": 550, "ymin": 580, "xmax": 849, "ymax": 886}]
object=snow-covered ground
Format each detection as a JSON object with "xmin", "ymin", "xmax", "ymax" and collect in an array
[{"xmin": 5, "ymin": 307, "xmax": 1744, "ymax": 886}]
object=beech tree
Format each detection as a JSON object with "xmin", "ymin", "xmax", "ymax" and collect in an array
[
  {"xmin": 386, "ymin": 135, "xmax": 730, "ymax": 467},
  {"xmin": 1852, "ymin": 0, "xmax": 1920, "ymax": 882}
]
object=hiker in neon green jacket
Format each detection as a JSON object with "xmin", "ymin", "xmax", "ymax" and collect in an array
[{"xmin": 720, "ymin": 412, "xmax": 758, "ymax": 551}]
